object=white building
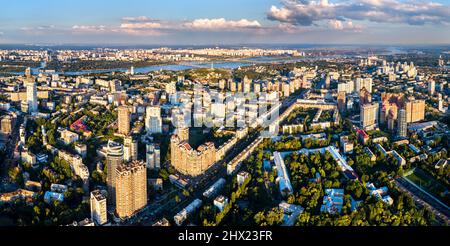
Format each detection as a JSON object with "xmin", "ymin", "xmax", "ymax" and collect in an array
[
  {"xmin": 145, "ymin": 106, "xmax": 162, "ymax": 134},
  {"xmin": 26, "ymin": 80, "xmax": 38, "ymax": 113},
  {"xmin": 146, "ymin": 143, "xmax": 160, "ymax": 170},
  {"xmin": 90, "ymin": 190, "xmax": 107, "ymax": 225}
]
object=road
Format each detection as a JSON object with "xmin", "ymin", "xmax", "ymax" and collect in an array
[
  {"xmin": 135, "ymin": 90, "xmax": 306, "ymax": 226},
  {"xmin": 394, "ymin": 178, "xmax": 450, "ymax": 224}
]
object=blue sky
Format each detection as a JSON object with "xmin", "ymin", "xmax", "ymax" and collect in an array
[{"xmin": 1, "ymin": 0, "xmax": 449, "ymax": 45}]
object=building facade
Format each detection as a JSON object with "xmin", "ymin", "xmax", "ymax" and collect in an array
[
  {"xmin": 115, "ymin": 160, "xmax": 147, "ymax": 219},
  {"xmin": 106, "ymin": 141, "xmax": 123, "ymax": 207},
  {"xmin": 170, "ymin": 133, "xmax": 216, "ymax": 177}
]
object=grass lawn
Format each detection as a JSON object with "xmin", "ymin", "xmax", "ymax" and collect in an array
[{"xmin": 405, "ymin": 168, "xmax": 449, "ymax": 204}]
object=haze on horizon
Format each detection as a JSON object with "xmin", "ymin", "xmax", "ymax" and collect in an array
[{"xmin": 0, "ymin": 0, "xmax": 449, "ymax": 45}]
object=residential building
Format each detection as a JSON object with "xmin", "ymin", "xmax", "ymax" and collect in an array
[
  {"xmin": 90, "ymin": 190, "xmax": 107, "ymax": 225},
  {"xmin": 115, "ymin": 160, "xmax": 147, "ymax": 219}
]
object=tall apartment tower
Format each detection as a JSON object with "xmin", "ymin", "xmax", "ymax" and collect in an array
[
  {"xmin": 106, "ymin": 141, "xmax": 123, "ymax": 207},
  {"xmin": 428, "ymin": 80, "xmax": 435, "ymax": 95},
  {"xmin": 356, "ymin": 78, "xmax": 372, "ymax": 93},
  {"xmin": 26, "ymin": 79, "xmax": 38, "ymax": 113},
  {"xmin": 360, "ymin": 102, "xmax": 379, "ymax": 130},
  {"xmin": 115, "ymin": 160, "xmax": 147, "ymax": 219},
  {"xmin": 405, "ymin": 99, "xmax": 425, "ymax": 123},
  {"xmin": 337, "ymin": 91, "xmax": 346, "ymax": 113},
  {"xmin": 397, "ymin": 109, "xmax": 407, "ymax": 138},
  {"xmin": 146, "ymin": 143, "xmax": 161, "ymax": 170},
  {"xmin": 123, "ymin": 136, "xmax": 138, "ymax": 162},
  {"xmin": 324, "ymin": 75, "xmax": 330, "ymax": 89},
  {"xmin": 176, "ymin": 127, "xmax": 189, "ymax": 142},
  {"xmin": 118, "ymin": 105, "xmax": 131, "ymax": 135},
  {"xmin": 145, "ymin": 105, "xmax": 162, "ymax": 134},
  {"xmin": 90, "ymin": 190, "xmax": 107, "ymax": 225},
  {"xmin": 438, "ymin": 93, "xmax": 444, "ymax": 112}
]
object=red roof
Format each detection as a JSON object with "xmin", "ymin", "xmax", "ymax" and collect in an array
[{"xmin": 357, "ymin": 129, "xmax": 369, "ymax": 138}]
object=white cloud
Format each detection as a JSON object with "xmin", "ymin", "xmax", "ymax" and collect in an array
[
  {"xmin": 184, "ymin": 18, "xmax": 261, "ymax": 30},
  {"xmin": 121, "ymin": 16, "xmax": 155, "ymax": 22},
  {"xmin": 267, "ymin": 0, "xmax": 450, "ymax": 26},
  {"xmin": 72, "ymin": 25, "xmax": 107, "ymax": 32},
  {"xmin": 328, "ymin": 20, "xmax": 363, "ymax": 32},
  {"xmin": 120, "ymin": 22, "xmax": 162, "ymax": 29}
]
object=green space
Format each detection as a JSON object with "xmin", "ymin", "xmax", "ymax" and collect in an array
[{"xmin": 405, "ymin": 168, "xmax": 449, "ymax": 205}]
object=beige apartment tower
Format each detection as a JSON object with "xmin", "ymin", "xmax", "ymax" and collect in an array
[
  {"xmin": 360, "ymin": 102, "xmax": 379, "ymax": 130},
  {"xmin": 405, "ymin": 99, "xmax": 425, "ymax": 123},
  {"xmin": 118, "ymin": 105, "xmax": 131, "ymax": 135},
  {"xmin": 170, "ymin": 134, "xmax": 216, "ymax": 177},
  {"xmin": 115, "ymin": 160, "xmax": 147, "ymax": 219}
]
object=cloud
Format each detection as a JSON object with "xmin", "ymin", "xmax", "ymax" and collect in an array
[
  {"xmin": 120, "ymin": 22, "xmax": 162, "ymax": 29},
  {"xmin": 267, "ymin": 0, "xmax": 450, "ymax": 27},
  {"xmin": 121, "ymin": 16, "xmax": 157, "ymax": 22},
  {"xmin": 72, "ymin": 25, "xmax": 107, "ymax": 32},
  {"xmin": 328, "ymin": 20, "xmax": 363, "ymax": 32},
  {"xmin": 184, "ymin": 18, "xmax": 262, "ymax": 30},
  {"xmin": 21, "ymin": 25, "xmax": 56, "ymax": 31}
]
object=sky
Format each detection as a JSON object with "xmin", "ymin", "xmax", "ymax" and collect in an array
[{"xmin": 0, "ymin": 0, "xmax": 449, "ymax": 45}]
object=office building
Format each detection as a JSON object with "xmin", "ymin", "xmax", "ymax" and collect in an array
[{"xmin": 115, "ymin": 160, "xmax": 147, "ymax": 219}]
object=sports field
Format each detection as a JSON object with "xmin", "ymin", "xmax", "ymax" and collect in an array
[{"xmin": 405, "ymin": 168, "xmax": 449, "ymax": 206}]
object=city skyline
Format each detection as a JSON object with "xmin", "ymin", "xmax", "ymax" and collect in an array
[{"xmin": 1, "ymin": 0, "xmax": 450, "ymax": 45}]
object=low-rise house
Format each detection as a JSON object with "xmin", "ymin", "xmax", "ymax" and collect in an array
[{"xmin": 320, "ymin": 188, "xmax": 344, "ymax": 215}]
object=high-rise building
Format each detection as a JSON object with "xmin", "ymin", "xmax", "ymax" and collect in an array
[
  {"xmin": 438, "ymin": 93, "xmax": 444, "ymax": 112},
  {"xmin": 360, "ymin": 102, "xmax": 379, "ymax": 130},
  {"xmin": 176, "ymin": 127, "xmax": 189, "ymax": 142},
  {"xmin": 165, "ymin": 81, "xmax": 176, "ymax": 94},
  {"xmin": 123, "ymin": 136, "xmax": 138, "ymax": 162},
  {"xmin": 428, "ymin": 80, "xmax": 435, "ymax": 95},
  {"xmin": 356, "ymin": 78, "xmax": 372, "ymax": 93},
  {"xmin": 170, "ymin": 134, "xmax": 216, "ymax": 177},
  {"xmin": 405, "ymin": 99, "xmax": 425, "ymax": 123},
  {"xmin": 359, "ymin": 87, "xmax": 372, "ymax": 105},
  {"xmin": 145, "ymin": 106, "xmax": 162, "ymax": 134},
  {"xmin": 337, "ymin": 92, "xmax": 346, "ymax": 113},
  {"xmin": 115, "ymin": 160, "xmax": 147, "ymax": 219},
  {"xmin": 243, "ymin": 76, "xmax": 251, "ymax": 93},
  {"xmin": 106, "ymin": 141, "xmax": 123, "ymax": 207},
  {"xmin": 25, "ymin": 67, "xmax": 32, "ymax": 78},
  {"xmin": 0, "ymin": 115, "xmax": 15, "ymax": 135},
  {"xmin": 118, "ymin": 105, "xmax": 131, "ymax": 135},
  {"xmin": 146, "ymin": 143, "xmax": 161, "ymax": 170},
  {"xmin": 90, "ymin": 190, "xmax": 107, "ymax": 225},
  {"xmin": 397, "ymin": 109, "xmax": 407, "ymax": 138},
  {"xmin": 324, "ymin": 75, "xmax": 330, "ymax": 89},
  {"xmin": 26, "ymin": 79, "xmax": 38, "ymax": 113}
]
